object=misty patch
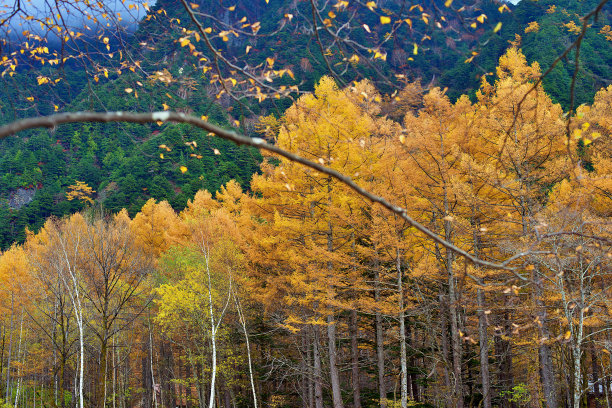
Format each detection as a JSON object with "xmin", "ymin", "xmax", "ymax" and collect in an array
[{"xmin": 0, "ymin": 0, "xmax": 151, "ymax": 47}]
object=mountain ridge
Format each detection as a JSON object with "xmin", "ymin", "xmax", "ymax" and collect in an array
[{"xmin": 0, "ymin": 0, "xmax": 609, "ymax": 248}]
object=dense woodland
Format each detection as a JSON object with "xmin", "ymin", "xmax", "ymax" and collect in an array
[
  {"xmin": 0, "ymin": 0, "xmax": 611, "ymax": 408},
  {"xmin": 0, "ymin": 49, "xmax": 611, "ymax": 407},
  {"xmin": 0, "ymin": 0, "xmax": 610, "ymax": 247}
]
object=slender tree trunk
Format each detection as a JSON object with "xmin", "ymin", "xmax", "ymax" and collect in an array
[
  {"xmin": 58, "ymin": 238, "xmax": 85, "ymax": 408},
  {"xmin": 443, "ymin": 191, "xmax": 463, "ymax": 408},
  {"xmin": 397, "ymin": 249, "xmax": 408, "ymax": 408},
  {"xmin": 572, "ymin": 298, "xmax": 585, "ymax": 408},
  {"xmin": 477, "ymin": 287, "xmax": 491, "ymax": 408},
  {"xmin": 591, "ymin": 340, "xmax": 601, "ymax": 408},
  {"xmin": 573, "ymin": 341, "xmax": 582, "ymax": 408},
  {"xmin": 408, "ymin": 325, "xmax": 419, "ymax": 402},
  {"xmin": 12, "ymin": 312, "xmax": 23, "ymax": 408},
  {"xmin": 301, "ymin": 334, "xmax": 309, "ymax": 408},
  {"xmin": 203, "ymin": 246, "xmax": 220, "ymax": 408},
  {"xmin": 374, "ymin": 259, "xmax": 386, "ymax": 408},
  {"xmin": 142, "ymin": 344, "xmax": 152, "ymax": 408},
  {"xmin": 327, "ymin": 314, "xmax": 344, "ymax": 408},
  {"xmin": 471, "ymin": 222, "xmax": 491, "ymax": 408},
  {"xmin": 59, "ymin": 352, "xmax": 66, "ymax": 408},
  {"xmin": 313, "ymin": 327, "xmax": 324, "ymax": 408},
  {"xmin": 325, "ymin": 199, "xmax": 344, "ymax": 408},
  {"xmin": 440, "ymin": 294, "xmax": 453, "ymax": 408},
  {"xmin": 235, "ymin": 295, "xmax": 258, "ymax": 408},
  {"xmin": 350, "ymin": 237, "xmax": 361, "ymax": 408},
  {"xmin": 601, "ymin": 356, "xmax": 611, "ymax": 408},
  {"xmin": 4, "ymin": 294, "xmax": 14, "ymax": 401},
  {"xmin": 446, "ymin": 252, "xmax": 463, "ymax": 408},
  {"xmin": 150, "ymin": 325, "xmax": 158, "ymax": 408},
  {"xmin": 495, "ymin": 308, "xmax": 514, "ymax": 407},
  {"xmin": 99, "ymin": 337, "xmax": 109, "ymax": 408},
  {"xmin": 350, "ymin": 310, "xmax": 361, "ymax": 408},
  {"xmin": 532, "ymin": 268, "xmax": 557, "ymax": 408},
  {"xmin": 307, "ymin": 333, "xmax": 314, "ymax": 408},
  {"xmin": 185, "ymin": 356, "xmax": 193, "ymax": 408},
  {"xmin": 113, "ymin": 335, "xmax": 117, "ymax": 408}
]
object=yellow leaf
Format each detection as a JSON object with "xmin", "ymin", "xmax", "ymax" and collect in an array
[
  {"xmin": 26, "ymin": 96, "xmax": 34, "ymax": 101},
  {"xmin": 413, "ymin": 43, "xmax": 418, "ymax": 55},
  {"xmin": 444, "ymin": 0, "xmax": 452, "ymax": 7},
  {"xmin": 246, "ymin": 45, "xmax": 252, "ymax": 54},
  {"xmin": 180, "ymin": 166, "xmax": 188, "ymax": 173},
  {"xmin": 189, "ymin": 2, "xmax": 199, "ymax": 8},
  {"xmin": 228, "ymin": 5, "xmax": 235, "ymax": 11},
  {"xmin": 564, "ymin": 331, "xmax": 571, "ymax": 340},
  {"xmin": 266, "ymin": 57, "xmax": 274, "ymax": 67},
  {"xmin": 493, "ymin": 22, "xmax": 502, "ymax": 33},
  {"xmin": 477, "ymin": 14, "xmax": 486, "ymax": 23},
  {"xmin": 125, "ymin": 88, "xmax": 133, "ymax": 93},
  {"xmin": 363, "ymin": 24, "xmax": 371, "ymax": 33},
  {"xmin": 213, "ymin": 149, "xmax": 221, "ymax": 155},
  {"xmin": 162, "ymin": 103, "xmax": 169, "ymax": 110},
  {"xmin": 380, "ymin": 16, "xmax": 391, "ymax": 24},
  {"xmin": 179, "ymin": 37, "xmax": 190, "ymax": 47},
  {"xmin": 160, "ymin": 153, "xmax": 164, "ymax": 159},
  {"xmin": 201, "ymin": 115, "xmax": 209, "ymax": 121},
  {"xmin": 366, "ymin": 1, "xmax": 377, "ymax": 11},
  {"xmin": 204, "ymin": 27, "xmax": 212, "ymax": 33},
  {"xmin": 373, "ymin": 49, "xmax": 386, "ymax": 60}
]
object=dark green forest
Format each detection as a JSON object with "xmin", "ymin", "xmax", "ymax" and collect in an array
[{"xmin": 0, "ymin": 0, "xmax": 610, "ymax": 248}]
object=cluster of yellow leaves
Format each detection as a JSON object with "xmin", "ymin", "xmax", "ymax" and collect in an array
[
  {"xmin": 524, "ymin": 21, "xmax": 540, "ymax": 34},
  {"xmin": 65, "ymin": 180, "xmax": 95, "ymax": 205},
  {"xmin": 600, "ymin": 25, "xmax": 612, "ymax": 41},
  {"xmin": 564, "ymin": 20, "xmax": 582, "ymax": 35}
]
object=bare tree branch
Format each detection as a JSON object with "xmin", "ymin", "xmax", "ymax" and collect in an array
[{"xmin": 0, "ymin": 110, "xmax": 521, "ymax": 271}]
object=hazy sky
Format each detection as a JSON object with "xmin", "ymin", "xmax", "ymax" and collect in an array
[{"xmin": 2, "ymin": 0, "xmax": 148, "ymax": 35}]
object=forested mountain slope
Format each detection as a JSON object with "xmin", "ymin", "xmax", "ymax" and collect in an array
[
  {"xmin": 0, "ymin": 0, "xmax": 609, "ymax": 248},
  {"xmin": 0, "ymin": 47, "xmax": 610, "ymax": 408}
]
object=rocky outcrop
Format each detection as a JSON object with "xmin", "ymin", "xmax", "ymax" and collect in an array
[{"xmin": 8, "ymin": 188, "xmax": 36, "ymax": 210}]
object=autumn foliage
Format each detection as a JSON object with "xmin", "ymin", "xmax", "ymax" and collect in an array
[{"xmin": 0, "ymin": 48, "xmax": 610, "ymax": 408}]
